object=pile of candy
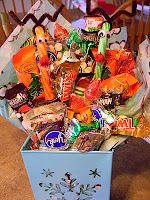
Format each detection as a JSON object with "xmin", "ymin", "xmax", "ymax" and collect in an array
[{"xmin": 5, "ymin": 5, "xmax": 150, "ymax": 152}]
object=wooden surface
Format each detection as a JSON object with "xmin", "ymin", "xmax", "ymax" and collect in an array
[{"xmin": 0, "ymin": 115, "xmax": 150, "ymax": 200}]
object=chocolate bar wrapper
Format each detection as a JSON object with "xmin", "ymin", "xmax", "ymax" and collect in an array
[
  {"xmin": 70, "ymin": 131, "xmax": 104, "ymax": 152},
  {"xmin": 56, "ymin": 61, "xmax": 80, "ymax": 102},
  {"xmin": 36, "ymin": 119, "xmax": 65, "ymax": 140},
  {"xmin": 22, "ymin": 102, "xmax": 66, "ymax": 136},
  {"xmin": 5, "ymin": 83, "xmax": 33, "ymax": 113},
  {"xmin": 111, "ymin": 115, "xmax": 150, "ymax": 139}
]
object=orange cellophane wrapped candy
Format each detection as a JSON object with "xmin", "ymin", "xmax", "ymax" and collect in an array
[
  {"xmin": 12, "ymin": 46, "xmax": 39, "ymax": 88},
  {"xmin": 91, "ymin": 48, "xmax": 135, "ymax": 77},
  {"xmin": 67, "ymin": 94, "xmax": 92, "ymax": 124},
  {"xmin": 101, "ymin": 73, "xmax": 141, "ymax": 98},
  {"xmin": 105, "ymin": 49, "xmax": 135, "ymax": 77}
]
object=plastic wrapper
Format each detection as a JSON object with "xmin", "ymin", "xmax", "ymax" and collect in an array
[
  {"xmin": 5, "ymin": 83, "xmax": 33, "ymax": 113},
  {"xmin": 12, "ymin": 46, "xmax": 39, "ymax": 88},
  {"xmin": 36, "ymin": 119, "xmax": 65, "ymax": 140},
  {"xmin": 111, "ymin": 115, "xmax": 150, "ymax": 139},
  {"xmin": 84, "ymin": 16, "xmax": 104, "ymax": 32},
  {"xmin": 74, "ymin": 76, "xmax": 92, "ymax": 97},
  {"xmin": 85, "ymin": 79, "xmax": 102, "ymax": 101},
  {"xmin": 66, "ymin": 118, "xmax": 100, "ymax": 144},
  {"xmin": 105, "ymin": 49, "xmax": 135, "ymax": 77},
  {"xmin": 92, "ymin": 105, "xmax": 115, "ymax": 126},
  {"xmin": 99, "ymin": 91, "xmax": 122, "ymax": 109},
  {"xmin": 67, "ymin": 94, "xmax": 92, "ymax": 124},
  {"xmin": 67, "ymin": 29, "xmax": 96, "ymax": 53},
  {"xmin": 56, "ymin": 61, "xmax": 80, "ymax": 102},
  {"xmin": 116, "ymin": 38, "xmax": 150, "ymax": 117},
  {"xmin": 22, "ymin": 102, "xmax": 66, "ymax": 138},
  {"xmin": 43, "ymin": 130, "xmax": 69, "ymax": 150},
  {"xmin": 101, "ymin": 73, "xmax": 141, "ymax": 98},
  {"xmin": 70, "ymin": 131, "xmax": 104, "ymax": 152},
  {"xmin": 143, "ymin": 98, "xmax": 150, "ymax": 123},
  {"xmin": 54, "ymin": 22, "xmax": 69, "ymax": 42}
]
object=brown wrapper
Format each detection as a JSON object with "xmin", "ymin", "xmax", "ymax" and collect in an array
[
  {"xmin": 5, "ymin": 83, "xmax": 33, "ymax": 113},
  {"xmin": 56, "ymin": 61, "xmax": 80, "ymax": 102},
  {"xmin": 111, "ymin": 116, "xmax": 150, "ymax": 139},
  {"xmin": 70, "ymin": 131, "xmax": 104, "ymax": 152},
  {"xmin": 36, "ymin": 119, "xmax": 65, "ymax": 140}
]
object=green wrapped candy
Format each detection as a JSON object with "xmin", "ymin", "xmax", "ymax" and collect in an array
[{"xmin": 66, "ymin": 118, "xmax": 100, "ymax": 144}]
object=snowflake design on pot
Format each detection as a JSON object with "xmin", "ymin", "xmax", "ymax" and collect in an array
[
  {"xmin": 39, "ymin": 169, "xmax": 101, "ymax": 199},
  {"xmin": 89, "ymin": 168, "xmax": 101, "ymax": 178},
  {"xmin": 41, "ymin": 169, "xmax": 54, "ymax": 177}
]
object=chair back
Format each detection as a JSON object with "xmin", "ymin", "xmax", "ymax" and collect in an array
[
  {"xmin": 112, "ymin": 0, "xmax": 150, "ymax": 50},
  {"xmin": 0, "ymin": 0, "xmax": 71, "ymax": 46}
]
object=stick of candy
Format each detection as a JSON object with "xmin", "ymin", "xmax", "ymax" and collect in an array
[
  {"xmin": 94, "ymin": 22, "xmax": 111, "ymax": 79},
  {"xmin": 35, "ymin": 26, "xmax": 54, "ymax": 100}
]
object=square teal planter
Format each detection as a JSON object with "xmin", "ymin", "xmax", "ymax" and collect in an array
[{"xmin": 21, "ymin": 137, "xmax": 113, "ymax": 200}]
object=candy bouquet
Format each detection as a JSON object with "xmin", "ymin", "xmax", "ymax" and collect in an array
[{"xmin": 0, "ymin": 0, "xmax": 150, "ymax": 153}]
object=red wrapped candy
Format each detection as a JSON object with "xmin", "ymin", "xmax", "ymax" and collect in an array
[
  {"xmin": 85, "ymin": 79, "xmax": 102, "ymax": 101},
  {"xmin": 54, "ymin": 23, "xmax": 69, "ymax": 41}
]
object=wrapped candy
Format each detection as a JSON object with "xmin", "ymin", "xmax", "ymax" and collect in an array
[
  {"xmin": 66, "ymin": 118, "xmax": 100, "ymax": 144},
  {"xmin": 67, "ymin": 94, "xmax": 92, "ymax": 124},
  {"xmin": 91, "ymin": 48, "xmax": 135, "ymax": 78},
  {"xmin": 85, "ymin": 79, "xmax": 102, "ymax": 101},
  {"xmin": 92, "ymin": 105, "xmax": 115, "ymax": 125},
  {"xmin": 22, "ymin": 102, "xmax": 66, "ymax": 139},
  {"xmin": 70, "ymin": 131, "xmax": 104, "ymax": 152},
  {"xmin": 67, "ymin": 29, "xmax": 82, "ymax": 48},
  {"xmin": 105, "ymin": 49, "xmax": 135, "ymax": 77},
  {"xmin": 36, "ymin": 119, "xmax": 65, "ymax": 140},
  {"xmin": 54, "ymin": 22, "xmax": 69, "ymax": 42},
  {"xmin": 101, "ymin": 73, "xmax": 141, "ymax": 98},
  {"xmin": 67, "ymin": 29, "xmax": 96, "ymax": 53},
  {"xmin": 56, "ymin": 61, "xmax": 80, "ymax": 102},
  {"xmin": 43, "ymin": 130, "xmax": 69, "ymax": 150},
  {"xmin": 111, "ymin": 115, "xmax": 150, "ymax": 139},
  {"xmin": 5, "ymin": 83, "xmax": 33, "ymax": 113},
  {"xmin": 99, "ymin": 85, "xmax": 123, "ymax": 109},
  {"xmin": 84, "ymin": 16, "xmax": 104, "ymax": 32},
  {"xmin": 75, "ymin": 77, "xmax": 92, "ymax": 97},
  {"xmin": 12, "ymin": 46, "xmax": 39, "ymax": 88}
]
